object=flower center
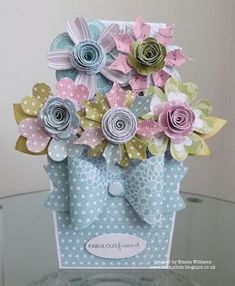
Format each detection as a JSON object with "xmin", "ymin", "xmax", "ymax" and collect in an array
[
  {"xmin": 71, "ymin": 40, "xmax": 106, "ymax": 74},
  {"xmin": 101, "ymin": 107, "xmax": 137, "ymax": 144}
]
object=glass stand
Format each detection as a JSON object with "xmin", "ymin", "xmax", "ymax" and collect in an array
[{"xmin": 25, "ymin": 270, "xmax": 200, "ymax": 286}]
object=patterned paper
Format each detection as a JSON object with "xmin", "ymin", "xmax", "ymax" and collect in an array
[
  {"xmin": 44, "ymin": 152, "xmax": 187, "ymax": 268},
  {"xmin": 13, "ymin": 16, "xmax": 226, "ymax": 270}
]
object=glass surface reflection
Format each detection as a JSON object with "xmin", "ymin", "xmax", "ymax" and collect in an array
[{"xmin": 24, "ymin": 270, "xmax": 199, "ymax": 286}]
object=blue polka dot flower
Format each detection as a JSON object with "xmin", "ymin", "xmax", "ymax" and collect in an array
[{"xmin": 48, "ymin": 17, "xmax": 130, "ymax": 99}]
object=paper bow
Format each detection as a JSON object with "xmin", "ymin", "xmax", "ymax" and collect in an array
[{"xmin": 45, "ymin": 152, "xmax": 187, "ymax": 230}]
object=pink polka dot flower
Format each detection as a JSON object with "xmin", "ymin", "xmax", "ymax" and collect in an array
[{"xmin": 14, "ymin": 78, "xmax": 89, "ymax": 161}]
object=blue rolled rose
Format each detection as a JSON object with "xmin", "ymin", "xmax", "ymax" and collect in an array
[
  {"xmin": 38, "ymin": 97, "xmax": 79, "ymax": 140},
  {"xmin": 70, "ymin": 40, "xmax": 106, "ymax": 74}
]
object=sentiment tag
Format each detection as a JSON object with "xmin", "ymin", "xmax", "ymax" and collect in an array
[{"xmin": 85, "ymin": 233, "xmax": 146, "ymax": 259}]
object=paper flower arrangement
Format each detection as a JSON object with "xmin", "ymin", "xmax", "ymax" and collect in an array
[
  {"xmin": 14, "ymin": 17, "xmax": 225, "ymax": 165},
  {"xmin": 14, "ymin": 78, "xmax": 225, "ymax": 164},
  {"xmin": 109, "ymin": 16, "xmax": 188, "ymax": 93},
  {"xmin": 13, "ymin": 16, "xmax": 226, "ymax": 269}
]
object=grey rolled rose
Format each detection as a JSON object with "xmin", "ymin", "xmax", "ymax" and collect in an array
[
  {"xmin": 101, "ymin": 107, "xmax": 137, "ymax": 144},
  {"xmin": 38, "ymin": 97, "xmax": 79, "ymax": 140}
]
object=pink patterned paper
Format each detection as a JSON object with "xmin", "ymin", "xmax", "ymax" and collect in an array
[
  {"xmin": 137, "ymin": 119, "xmax": 162, "ymax": 138},
  {"xmin": 56, "ymin": 78, "xmax": 89, "ymax": 104},
  {"xmin": 156, "ymin": 25, "xmax": 174, "ymax": 45},
  {"xmin": 152, "ymin": 70, "xmax": 171, "ymax": 88},
  {"xmin": 111, "ymin": 33, "xmax": 132, "ymax": 54},
  {"xmin": 18, "ymin": 118, "xmax": 51, "ymax": 153},
  {"xmin": 75, "ymin": 128, "xmax": 105, "ymax": 148},
  {"xmin": 165, "ymin": 49, "xmax": 189, "ymax": 67},
  {"xmin": 133, "ymin": 16, "xmax": 150, "ymax": 39},
  {"xmin": 129, "ymin": 75, "xmax": 147, "ymax": 93},
  {"xmin": 106, "ymin": 82, "xmax": 127, "ymax": 108},
  {"xmin": 108, "ymin": 55, "xmax": 132, "ymax": 74}
]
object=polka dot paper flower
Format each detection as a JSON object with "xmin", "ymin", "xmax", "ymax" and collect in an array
[
  {"xmin": 14, "ymin": 78, "xmax": 89, "ymax": 161},
  {"xmin": 147, "ymin": 78, "xmax": 226, "ymax": 161},
  {"xmin": 48, "ymin": 17, "xmax": 130, "ymax": 99},
  {"xmin": 109, "ymin": 16, "xmax": 189, "ymax": 93},
  {"xmin": 75, "ymin": 82, "xmax": 160, "ymax": 167}
]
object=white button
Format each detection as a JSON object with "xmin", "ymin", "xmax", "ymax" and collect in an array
[{"xmin": 108, "ymin": 182, "xmax": 124, "ymax": 197}]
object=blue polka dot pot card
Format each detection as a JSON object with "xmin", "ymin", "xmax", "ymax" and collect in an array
[{"xmin": 44, "ymin": 152, "xmax": 187, "ymax": 269}]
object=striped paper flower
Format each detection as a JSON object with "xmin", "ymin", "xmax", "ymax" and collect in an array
[{"xmin": 48, "ymin": 17, "xmax": 130, "ymax": 99}]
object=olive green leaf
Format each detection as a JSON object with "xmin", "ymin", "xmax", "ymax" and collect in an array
[
  {"xmin": 125, "ymin": 136, "xmax": 147, "ymax": 160},
  {"xmin": 185, "ymin": 133, "xmax": 211, "ymax": 156},
  {"xmin": 13, "ymin": 104, "xmax": 33, "ymax": 124},
  {"xmin": 201, "ymin": 116, "xmax": 227, "ymax": 141},
  {"xmin": 21, "ymin": 83, "xmax": 52, "ymax": 116}
]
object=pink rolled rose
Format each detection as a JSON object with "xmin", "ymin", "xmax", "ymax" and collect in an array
[{"xmin": 155, "ymin": 102, "xmax": 195, "ymax": 143}]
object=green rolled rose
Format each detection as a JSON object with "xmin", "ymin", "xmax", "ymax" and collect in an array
[{"xmin": 128, "ymin": 37, "xmax": 167, "ymax": 76}]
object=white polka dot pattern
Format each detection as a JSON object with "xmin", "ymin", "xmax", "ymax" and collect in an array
[
  {"xmin": 129, "ymin": 94, "xmax": 153, "ymax": 117},
  {"xmin": 44, "ymin": 152, "xmax": 188, "ymax": 268},
  {"xmin": 18, "ymin": 118, "xmax": 51, "ymax": 153}
]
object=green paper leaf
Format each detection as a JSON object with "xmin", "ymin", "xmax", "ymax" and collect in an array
[
  {"xmin": 193, "ymin": 99, "xmax": 212, "ymax": 117},
  {"xmin": 13, "ymin": 104, "xmax": 33, "ymax": 124},
  {"xmin": 146, "ymin": 86, "xmax": 166, "ymax": 103},
  {"xmin": 186, "ymin": 133, "xmax": 211, "ymax": 156},
  {"xmin": 165, "ymin": 78, "xmax": 198, "ymax": 104},
  {"xmin": 179, "ymin": 82, "xmax": 199, "ymax": 103},
  {"xmin": 83, "ymin": 93, "xmax": 109, "ymax": 123},
  {"xmin": 164, "ymin": 77, "xmax": 180, "ymax": 94},
  {"xmin": 201, "ymin": 116, "xmax": 227, "ymax": 141},
  {"xmin": 125, "ymin": 136, "xmax": 147, "ymax": 160},
  {"xmin": 148, "ymin": 136, "xmax": 169, "ymax": 156},
  {"xmin": 21, "ymin": 83, "xmax": 52, "ymax": 116},
  {"xmin": 87, "ymin": 140, "xmax": 107, "ymax": 158}
]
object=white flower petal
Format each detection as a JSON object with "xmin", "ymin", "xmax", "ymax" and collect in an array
[
  {"xmin": 167, "ymin": 91, "xmax": 187, "ymax": 103},
  {"xmin": 174, "ymin": 142, "xmax": 185, "ymax": 152},
  {"xmin": 150, "ymin": 96, "xmax": 161, "ymax": 114},
  {"xmin": 183, "ymin": 136, "xmax": 193, "ymax": 146}
]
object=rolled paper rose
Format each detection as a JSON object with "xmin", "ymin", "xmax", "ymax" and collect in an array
[
  {"xmin": 38, "ymin": 97, "xmax": 79, "ymax": 140},
  {"xmin": 101, "ymin": 107, "xmax": 137, "ymax": 144},
  {"xmin": 128, "ymin": 37, "xmax": 167, "ymax": 76},
  {"xmin": 157, "ymin": 102, "xmax": 195, "ymax": 143},
  {"xmin": 70, "ymin": 40, "xmax": 106, "ymax": 74}
]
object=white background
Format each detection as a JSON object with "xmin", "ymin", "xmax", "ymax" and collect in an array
[{"xmin": 0, "ymin": 0, "xmax": 234, "ymax": 200}]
